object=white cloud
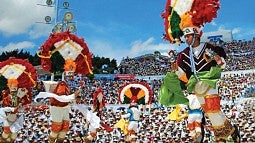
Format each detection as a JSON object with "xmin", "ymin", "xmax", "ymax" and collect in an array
[
  {"xmin": 129, "ymin": 37, "xmax": 180, "ymax": 57},
  {"xmin": 209, "ymin": 21, "xmax": 217, "ymax": 26},
  {"xmin": 232, "ymin": 28, "xmax": 241, "ymax": 34},
  {"xmin": 88, "ymin": 37, "xmax": 183, "ymax": 65},
  {"xmin": 88, "ymin": 39, "xmax": 130, "ymax": 65},
  {"xmin": 217, "ymin": 25, "xmax": 227, "ymax": 31},
  {"xmin": 0, "ymin": 41, "xmax": 35, "ymax": 53},
  {"xmin": 0, "ymin": 0, "xmax": 54, "ymax": 37},
  {"xmin": 217, "ymin": 25, "xmax": 255, "ymax": 40}
]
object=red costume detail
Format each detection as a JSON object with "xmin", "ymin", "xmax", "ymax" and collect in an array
[
  {"xmin": 50, "ymin": 81, "xmax": 70, "ymax": 107},
  {"xmin": 62, "ymin": 120, "xmax": 70, "ymax": 131},
  {"xmin": 203, "ymin": 96, "xmax": 221, "ymax": 112},
  {"xmin": 51, "ymin": 122, "xmax": 63, "ymax": 133}
]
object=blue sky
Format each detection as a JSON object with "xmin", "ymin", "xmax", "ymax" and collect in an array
[{"xmin": 0, "ymin": 0, "xmax": 255, "ymax": 65}]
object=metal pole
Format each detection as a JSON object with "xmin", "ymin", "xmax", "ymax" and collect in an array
[{"xmin": 55, "ymin": 0, "xmax": 59, "ymax": 24}]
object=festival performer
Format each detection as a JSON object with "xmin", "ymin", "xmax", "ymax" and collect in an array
[
  {"xmin": 121, "ymin": 101, "xmax": 140, "ymax": 142},
  {"xmin": 81, "ymin": 88, "xmax": 104, "ymax": 143},
  {"xmin": 0, "ymin": 58, "xmax": 37, "ymax": 142},
  {"xmin": 83, "ymin": 109, "xmax": 100, "ymax": 143},
  {"xmin": 34, "ymin": 80, "xmax": 81, "ymax": 143},
  {"xmin": 115, "ymin": 81, "xmax": 153, "ymax": 142},
  {"xmin": 72, "ymin": 104, "xmax": 101, "ymax": 143},
  {"xmin": 168, "ymin": 50, "xmax": 205, "ymax": 142},
  {"xmin": 47, "ymin": 81, "xmax": 71, "ymax": 143},
  {"xmin": 177, "ymin": 25, "xmax": 240, "ymax": 142},
  {"xmin": 92, "ymin": 87, "xmax": 105, "ymax": 115},
  {"xmin": 160, "ymin": 0, "xmax": 240, "ymax": 142},
  {"xmin": 37, "ymin": 30, "xmax": 93, "ymax": 142},
  {"xmin": 159, "ymin": 60, "xmax": 205, "ymax": 143}
]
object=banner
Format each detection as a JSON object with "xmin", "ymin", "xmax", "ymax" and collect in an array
[{"xmin": 114, "ymin": 74, "xmax": 135, "ymax": 80}]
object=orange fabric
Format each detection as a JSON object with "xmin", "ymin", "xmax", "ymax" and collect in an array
[
  {"xmin": 194, "ymin": 121, "xmax": 201, "ymax": 128},
  {"xmin": 128, "ymin": 130, "xmax": 136, "ymax": 135},
  {"xmin": 203, "ymin": 95, "xmax": 221, "ymax": 113},
  {"xmin": 51, "ymin": 122, "xmax": 62, "ymax": 133},
  {"xmin": 179, "ymin": 73, "xmax": 189, "ymax": 83},
  {"xmin": 188, "ymin": 121, "xmax": 201, "ymax": 131},
  {"xmin": 50, "ymin": 98, "xmax": 69, "ymax": 107},
  {"xmin": 90, "ymin": 132, "xmax": 97, "ymax": 138},
  {"xmin": 188, "ymin": 123, "xmax": 195, "ymax": 130},
  {"xmin": 3, "ymin": 126, "xmax": 11, "ymax": 134},
  {"xmin": 50, "ymin": 81, "xmax": 70, "ymax": 107},
  {"xmin": 99, "ymin": 102, "xmax": 104, "ymax": 110},
  {"xmin": 62, "ymin": 120, "xmax": 70, "ymax": 131},
  {"xmin": 2, "ymin": 96, "xmax": 12, "ymax": 107}
]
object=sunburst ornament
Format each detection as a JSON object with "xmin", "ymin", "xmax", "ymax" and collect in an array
[
  {"xmin": 0, "ymin": 63, "xmax": 25, "ymax": 79},
  {"xmin": 0, "ymin": 57, "xmax": 37, "ymax": 106},
  {"xmin": 38, "ymin": 31, "xmax": 93, "ymax": 75},
  {"xmin": 0, "ymin": 57, "xmax": 37, "ymax": 89},
  {"xmin": 118, "ymin": 81, "xmax": 153, "ymax": 105}
]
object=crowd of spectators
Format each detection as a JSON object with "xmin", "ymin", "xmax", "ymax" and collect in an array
[
  {"xmin": 222, "ymin": 40, "xmax": 255, "ymax": 71},
  {"xmin": 219, "ymin": 72, "xmax": 255, "ymax": 100},
  {"xmin": 17, "ymin": 70, "xmax": 254, "ymax": 142},
  {"xmin": 12, "ymin": 95, "xmax": 255, "ymax": 142},
  {"xmin": 2, "ymin": 39, "xmax": 255, "ymax": 142},
  {"xmin": 119, "ymin": 54, "xmax": 171, "ymax": 76},
  {"xmin": 119, "ymin": 40, "xmax": 255, "ymax": 75}
]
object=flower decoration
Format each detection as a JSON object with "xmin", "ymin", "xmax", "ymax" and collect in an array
[
  {"xmin": 64, "ymin": 59, "xmax": 77, "ymax": 72},
  {"xmin": 7, "ymin": 79, "xmax": 19, "ymax": 90}
]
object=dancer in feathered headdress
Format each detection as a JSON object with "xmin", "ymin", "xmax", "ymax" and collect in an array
[
  {"xmin": 160, "ymin": 0, "xmax": 240, "ymax": 142},
  {"xmin": 92, "ymin": 87, "xmax": 105, "ymax": 113},
  {"xmin": 36, "ymin": 30, "xmax": 92, "ymax": 143},
  {"xmin": 115, "ymin": 81, "xmax": 153, "ymax": 142},
  {"xmin": 0, "ymin": 57, "xmax": 37, "ymax": 142}
]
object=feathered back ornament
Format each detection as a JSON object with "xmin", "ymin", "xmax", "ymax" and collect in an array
[
  {"xmin": 118, "ymin": 81, "xmax": 153, "ymax": 105},
  {"xmin": 0, "ymin": 57, "xmax": 37, "ymax": 105},
  {"xmin": 37, "ymin": 31, "xmax": 93, "ymax": 75},
  {"xmin": 162, "ymin": 0, "xmax": 220, "ymax": 44},
  {"xmin": 0, "ymin": 57, "xmax": 37, "ymax": 90}
]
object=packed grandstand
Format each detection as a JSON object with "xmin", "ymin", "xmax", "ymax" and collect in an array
[{"xmin": 4, "ymin": 39, "xmax": 253, "ymax": 143}]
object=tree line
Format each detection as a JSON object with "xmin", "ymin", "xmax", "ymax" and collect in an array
[{"xmin": 0, "ymin": 49, "xmax": 118, "ymax": 75}]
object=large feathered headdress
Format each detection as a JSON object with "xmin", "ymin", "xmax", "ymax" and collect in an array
[
  {"xmin": 37, "ymin": 31, "xmax": 93, "ymax": 75},
  {"xmin": 118, "ymin": 81, "xmax": 153, "ymax": 105},
  {"xmin": 0, "ymin": 57, "xmax": 37, "ymax": 90},
  {"xmin": 0, "ymin": 57, "xmax": 37, "ymax": 105},
  {"xmin": 161, "ymin": 0, "xmax": 220, "ymax": 44}
]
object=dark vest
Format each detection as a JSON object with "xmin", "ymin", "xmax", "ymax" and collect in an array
[{"xmin": 176, "ymin": 43, "xmax": 226, "ymax": 79}]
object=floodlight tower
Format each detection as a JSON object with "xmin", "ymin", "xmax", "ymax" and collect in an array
[
  {"xmin": 36, "ymin": 0, "xmax": 77, "ymax": 33},
  {"xmin": 36, "ymin": 0, "xmax": 55, "ymax": 24},
  {"xmin": 52, "ymin": 0, "xmax": 77, "ymax": 34}
]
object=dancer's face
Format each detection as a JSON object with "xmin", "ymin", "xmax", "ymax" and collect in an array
[
  {"xmin": 184, "ymin": 34, "xmax": 194, "ymax": 46},
  {"xmin": 184, "ymin": 34, "xmax": 200, "ymax": 47}
]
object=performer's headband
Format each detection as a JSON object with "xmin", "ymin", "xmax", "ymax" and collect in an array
[{"xmin": 183, "ymin": 26, "xmax": 200, "ymax": 36}]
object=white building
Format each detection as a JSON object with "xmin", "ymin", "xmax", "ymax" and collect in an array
[{"xmin": 201, "ymin": 30, "xmax": 233, "ymax": 43}]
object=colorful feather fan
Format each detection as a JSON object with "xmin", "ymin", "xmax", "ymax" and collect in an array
[{"xmin": 162, "ymin": 0, "xmax": 220, "ymax": 44}]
